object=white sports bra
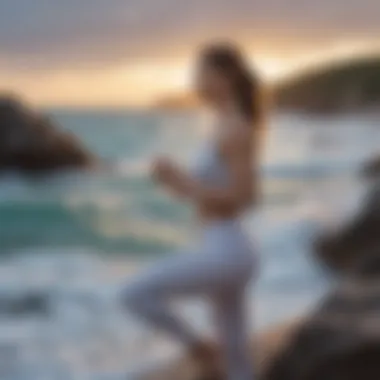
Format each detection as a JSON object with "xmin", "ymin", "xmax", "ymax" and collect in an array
[{"xmin": 191, "ymin": 141, "xmax": 230, "ymax": 188}]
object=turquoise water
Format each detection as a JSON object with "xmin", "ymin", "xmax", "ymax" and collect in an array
[{"xmin": 1, "ymin": 110, "xmax": 379, "ymax": 378}]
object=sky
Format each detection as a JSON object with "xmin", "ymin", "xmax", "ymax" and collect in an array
[{"xmin": 0, "ymin": 0, "xmax": 379, "ymax": 107}]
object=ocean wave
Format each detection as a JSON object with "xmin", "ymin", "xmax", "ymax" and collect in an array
[{"xmin": 0, "ymin": 249, "xmax": 324, "ymax": 379}]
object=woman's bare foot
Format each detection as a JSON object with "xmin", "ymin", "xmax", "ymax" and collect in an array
[{"xmin": 189, "ymin": 341, "xmax": 224, "ymax": 380}]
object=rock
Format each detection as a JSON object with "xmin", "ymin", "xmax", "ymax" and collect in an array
[
  {"xmin": 262, "ymin": 175, "xmax": 380, "ymax": 380},
  {"xmin": 140, "ymin": 310, "xmax": 380, "ymax": 380},
  {"xmin": 0, "ymin": 95, "xmax": 96, "ymax": 173},
  {"xmin": 313, "ymin": 182, "xmax": 380, "ymax": 275},
  {"xmin": 361, "ymin": 155, "xmax": 380, "ymax": 179},
  {"xmin": 139, "ymin": 321, "xmax": 300, "ymax": 380},
  {"xmin": 254, "ymin": 320, "xmax": 302, "ymax": 376},
  {"xmin": 262, "ymin": 277, "xmax": 380, "ymax": 380}
]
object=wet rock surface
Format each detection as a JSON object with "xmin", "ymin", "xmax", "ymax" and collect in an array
[
  {"xmin": 361, "ymin": 155, "xmax": 380, "ymax": 179},
  {"xmin": 262, "ymin": 277, "xmax": 380, "ymax": 380},
  {"xmin": 0, "ymin": 95, "xmax": 95, "ymax": 174},
  {"xmin": 313, "ymin": 182, "xmax": 380, "ymax": 275},
  {"xmin": 262, "ymin": 180, "xmax": 380, "ymax": 380}
]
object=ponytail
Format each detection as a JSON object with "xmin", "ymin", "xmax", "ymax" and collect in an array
[{"xmin": 199, "ymin": 42, "xmax": 266, "ymax": 128}]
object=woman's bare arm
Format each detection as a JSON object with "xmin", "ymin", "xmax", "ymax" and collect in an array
[{"xmin": 154, "ymin": 123, "xmax": 258, "ymax": 212}]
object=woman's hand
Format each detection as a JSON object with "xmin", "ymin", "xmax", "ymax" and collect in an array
[
  {"xmin": 151, "ymin": 156, "xmax": 178, "ymax": 185},
  {"xmin": 151, "ymin": 156, "xmax": 196, "ymax": 198}
]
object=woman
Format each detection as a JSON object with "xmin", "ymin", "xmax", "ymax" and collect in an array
[{"xmin": 123, "ymin": 42, "xmax": 265, "ymax": 380}]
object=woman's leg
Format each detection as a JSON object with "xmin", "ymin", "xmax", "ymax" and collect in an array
[
  {"xmin": 122, "ymin": 230, "xmax": 255, "ymax": 379},
  {"xmin": 122, "ymin": 249, "xmax": 237, "ymax": 347},
  {"xmin": 123, "ymin": 270, "xmax": 199, "ymax": 346},
  {"xmin": 214, "ymin": 287, "xmax": 254, "ymax": 380}
]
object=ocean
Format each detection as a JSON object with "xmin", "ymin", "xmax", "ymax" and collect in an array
[{"xmin": 0, "ymin": 109, "xmax": 379, "ymax": 379}]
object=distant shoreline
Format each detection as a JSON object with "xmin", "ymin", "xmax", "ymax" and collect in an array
[{"xmin": 153, "ymin": 54, "xmax": 380, "ymax": 115}]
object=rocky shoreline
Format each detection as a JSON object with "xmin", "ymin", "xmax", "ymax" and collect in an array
[
  {"xmin": 261, "ymin": 170, "xmax": 380, "ymax": 380},
  {"xmin": 2, "ymin": 93, "xmax": 380, "ymax": 379},
  {"xmin": 0, "ymin": 95, "xmax": 96, "ymax": 174},
  {"xmin": 142, "ymin": 169, "xmax": 380, "ymax": 380}
]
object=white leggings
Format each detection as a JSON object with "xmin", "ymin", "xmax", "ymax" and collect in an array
[{"xmin": 123, "ymin": 220, "xmax": 257, "ymax": 380}]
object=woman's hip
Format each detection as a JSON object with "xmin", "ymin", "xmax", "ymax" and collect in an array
[
  {"xmin": 201, "ymin": 219, "xmax": 256, "ymax": 254},
  {"xmin": 197, "ymin": 219, "xmax": 258, "ymax": 280},
  {"xmin": 123, "ymin": 221, "xmax": 257, "ymax": 300}
]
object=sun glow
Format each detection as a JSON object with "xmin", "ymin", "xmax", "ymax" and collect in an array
[
  {"xmin": 1, "ymin": 40, "xmax": 378, "ymax": 108},
  {"xmin": 251, "ymin": 57, "xmax": 290, "ymax": 80}
]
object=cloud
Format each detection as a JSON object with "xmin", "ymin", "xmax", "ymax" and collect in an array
[
  {"xmin": 0, "ymin": 0, "xmax": 379, "ymax": 71},
  {"xmin": 0, "ymin": 0, "xmax": 379, "ymax": 106}
]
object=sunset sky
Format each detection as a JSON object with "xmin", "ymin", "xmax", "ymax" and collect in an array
[{"xmin": 0, "ymin": 0, "xmax": 379, "ymax": 107}]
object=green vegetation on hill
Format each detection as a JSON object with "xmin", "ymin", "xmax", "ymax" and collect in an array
[
  {"xmin": 155, "ymin": 55, "xmax": 380, "ymax": 114},
  {"xmin": 275, "ymin": 55, "xmax": 380, "ymax": 113}
]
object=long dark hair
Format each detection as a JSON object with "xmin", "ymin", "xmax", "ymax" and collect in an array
[{"xmin": 198, "ymin": 42, "xmax": 266, "ymax": 128}]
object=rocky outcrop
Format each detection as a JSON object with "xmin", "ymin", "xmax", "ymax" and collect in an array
[
  {"xmin": 140, "ymin": 321, "xmax": 300, "ymax": 380},
  {"xmin": 262, "ymin": 275, "xmax": 380, "ymax": 380},
  {"xmin": 262, "ymin": 179, "xmax": 380, "ymax": 380},
  {"xmin": 0, "ymin": 95, "xmax": 95, "ymax": 173},
  {"xmin": 361, "ymin": 155, "xmax": 380, "ymax": 179},
  {"xmin": 313, "ymin": 183, "xmax": 380, "ymax": 275}
]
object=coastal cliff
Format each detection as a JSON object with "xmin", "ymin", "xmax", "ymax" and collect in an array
[{"xmin": 155, "ymin": 56, "xmax": 380, "ymax": 114}]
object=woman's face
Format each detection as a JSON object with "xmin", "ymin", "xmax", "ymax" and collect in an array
[{"xmin": 194, "ymin": 62, "xmax": 231, "ymax": 105}]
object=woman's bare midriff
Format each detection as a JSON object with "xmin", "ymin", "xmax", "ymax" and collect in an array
[{"xmin": 196, "ymin": 205, "xmax": 244, "ymax": 225}]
